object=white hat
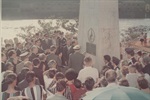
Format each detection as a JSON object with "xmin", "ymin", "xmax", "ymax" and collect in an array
[
  {"xmin": 20, "ymin": 52, "xmax": 29, "ymax": 57},
  {"xmin": 73, "ymin": 45, "xmax": 81, "ymax": 50}
]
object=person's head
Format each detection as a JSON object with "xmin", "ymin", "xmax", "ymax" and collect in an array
[
  {"xmin": 137, "ymin": 50, "xmax": 142, "ymax": 57},
  {"xmin": 84, "ymin": 56, "xmax": 93, "ymax": 66},
  {"xmin": 35, "ymin": 39, "xmax": 41, "ymax": 46},
  {"xmin": 104, "ymin": 55, "xmax": 111, "ymax": 64},
  {"xmin": 120, "ymin": 66, "xmax": 129, "ymax": 77},
  {"xmin": 141, "ymin": 32, "xmax": 144, "ymax": 35},
  {"xmin": 35, "ymin": 33, "xmax": 39, "ymax": 38},
  {"xmin": 74, "ymin": 79, "xmax": 82, "ymax": 89},
  {"xmin": 125, "ymin": 48, "xmax": 135, "ymax": 58},
  {"xmin": 20, "ymin": 52, "xmax": 29, "ymax": 61},
  {"xmin": 105, "ymin": 69, "xmax": 117, "ymax": 83},
  {"xmin": 118, "ymin": 79, "xmax": 129, "ymax": 87},
  {"xmin": 142, "ymin": 56, "xmax": 150, "ymax": 65},
  {"xmin": 65, "ymin": 68, "xmax": 77, "ymax": 81},
  {"xmin": 137, "ymin": 76, "xmax": 149, "ymax": 90},
  {"xmin": 32, "ymin": 58, "xmax": 40, "ymax": 67},
  {"xmin": 5, "ymin": 44, "xmax": 11, "ymax": 50},
  {"xmin": 31, "ymin": 46, "xmax": 38, "ymax": 54},
  {"xmin": 102, "ymin": 66, "xmax": 110, "ymax": 76},
  {"xmin": 120, "ymin": 60, "xmax": 128, "ymax": 67},
  {"xmin": 24, "ymin": 61, "xmax": 33, "ymax": 71},
  {"xmin": 84, "ymin": 77, "xmax": 95, "ymax": 91},
  {"xmin": 55, "ymin": 72, "xmax": 65, "ymax": 81},
  {"xmin": 4, "ymin": 39, "xmax": 9, "ymax": 44},
  {"xmin": 8, "ymin": 50, "xmax": 16, "ymax": 58},
  {"xmin": 26, "ymin": 71, "xmax": 36, "ymax": 84},
  {"xmin": 24, "ymin": 42, "xmax": 31, "ymax": 49},
  {"xmin": 134, "ymin": 62, "xmax": 143, "ymax": 73},
  {"xmin": 5, "ymin": 73, "xmax": 17, "ymax": 86},
  {"xmin": 100, "ymin": 76, "xmax": 108, "ymax": 87},
  {"xmin": 73, "ymin": 45, "xmax": 81, "ymax": 52},
  {"xmin": 50, "ymin": 45, "xmax": 57, "ymax": 53},
  {"xmin": 128, "ymin": 64, "xmax": 136, "ymax": 73},
  {"xmin": 39, "ymin": 53, "xmax": 46, "ymax": 61},
  {"xmin": 3, "ymin": 70, "xmax": 13, "ymax": 79},
  {"xmin": 2, "ymin": 47, "xmax": 5, "ymax": 53},
  {"xmin": 44, "ymin": 33, "xmax": 49, "ymax": 39},
  {"xmin": 48, "ymin": 60, "xmax": 57, "ymax": 68},
  {"xmin": 112, "ymin": 56, "xmax": 120, "ymax": 66},
  {"xmin": 71, "ymin": 40, "xmax": 78, "ymax": 46},
  {"xmin": 5, "ymin": 62, "xmax": 14, "ymax": 71},
  {"xmin": 16, "ymin": 42, "xmax": 22, "ymax": 49},
  {"xmin": 1, "ymin": 53, "xmax": 7, "ymax": 62},
  {"xmin": 14, "ymin": 37, "xmax": 19, "ymax": 43},
  {"xmin": 56, "ymin": 80, "xmax": 66, "ymax": 93},
  {"xmin": 21, "ymin": 67, "xmax": 30, "ymax": 78},
  {"xmin": 59, "ymin": 32, "xmax": 64, "ymax": 38},
  {"xmin": 48, "ymin": 68, "xmax": 57, "ymax": 78},
  {"xmin": 25, "ymin": 38, "xmax": 31, "ymax": 43}
]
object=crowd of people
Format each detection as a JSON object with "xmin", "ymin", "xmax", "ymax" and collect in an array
[
  {"xmin": 140, "ymin": 32, "xmax": 148, "ymax": 46},
  {"xmin": 1, "ymin": 31, "xmax": 150, "ymax": 100}
]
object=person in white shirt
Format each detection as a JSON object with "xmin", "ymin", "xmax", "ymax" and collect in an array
[
  {"xmin": 77, "ymin": 56, "xmax": 99, "ymax": 84},
  {"xmin": 126, "ymin": 64, "xmax": 139, "ymax": 88},
  {"xmin": 105, "ymin": 69, "xmax": 118, "ymax": 87}
]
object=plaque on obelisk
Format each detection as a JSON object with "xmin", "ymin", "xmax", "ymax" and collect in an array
[{"xmin": 78, "ymin": 0, "xmax": 120, "ymax": 71}]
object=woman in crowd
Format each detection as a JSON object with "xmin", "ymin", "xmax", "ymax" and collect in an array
[
  {"xmin": 22, "ymin": 71, "xmax": 47, "ymax": 100},
  {"xmin": 1, "ymin": 73, "xmax": 21, "ymax": 100}
]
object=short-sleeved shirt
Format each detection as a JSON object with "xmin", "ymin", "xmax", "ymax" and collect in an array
[{"xmin": 77, "ymin": 67, "xmax": 99, "ymax": 83}]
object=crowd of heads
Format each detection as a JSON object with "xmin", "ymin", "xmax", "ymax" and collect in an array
[{"xmin": 1, "ymin": 31, "xmax": 150, "ymax": 100}]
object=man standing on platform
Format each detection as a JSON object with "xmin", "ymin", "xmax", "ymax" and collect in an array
[{"xmin": 68, "ymin": 45, "xmax": 85, "ymax": 73}]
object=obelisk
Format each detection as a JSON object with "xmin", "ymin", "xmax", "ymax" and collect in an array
[{"xmin": 78, "ymin": 0, "xmax": 120, "ymax": 71}]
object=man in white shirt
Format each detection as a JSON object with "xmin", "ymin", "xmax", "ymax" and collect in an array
[
  {"xmin": 126, "ymin": 64, "xmax": 139, "ymax": 88},
  {"xmin": 77, "ymin": 56, "xmax": 99, "ymax": 83}
]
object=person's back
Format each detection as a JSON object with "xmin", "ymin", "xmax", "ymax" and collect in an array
[
  {"xmin": 16, "ymin": 61, "xmax": 24, "ymax": 75},
  {"xmin": 77, "ymin": 57, "xmax": 99, "ymax": 83},
  {"xmin": 126, "ymin": 65, "xmax": 139, "ymax": 88},
  {"xmin": 47, "ymin": 53, "xmax": 59, "ymax": 63},
  {"xmin": 69, "ymin": 52, "xmax": 85, "ymax": 73},
  {"xmin": 78, "ymin": 67, "xmax": 98, "ymax": 84}
]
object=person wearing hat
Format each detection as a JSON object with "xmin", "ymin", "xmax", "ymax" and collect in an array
[
  {"xmin": 125, "ymin": 48, "xmax": 137, "ymax": 65},
  {"xmin": 16, "ymin": 52, "xmax": 29, "ymax": 75},
  {"xmin": 68, "ymin": 45, "xmax": 85, "ymax": 73}
]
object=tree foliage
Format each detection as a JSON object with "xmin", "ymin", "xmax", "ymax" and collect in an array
[{"xmin": 17, "ymin": 19, "xmax": 78, "ymax": 40}]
